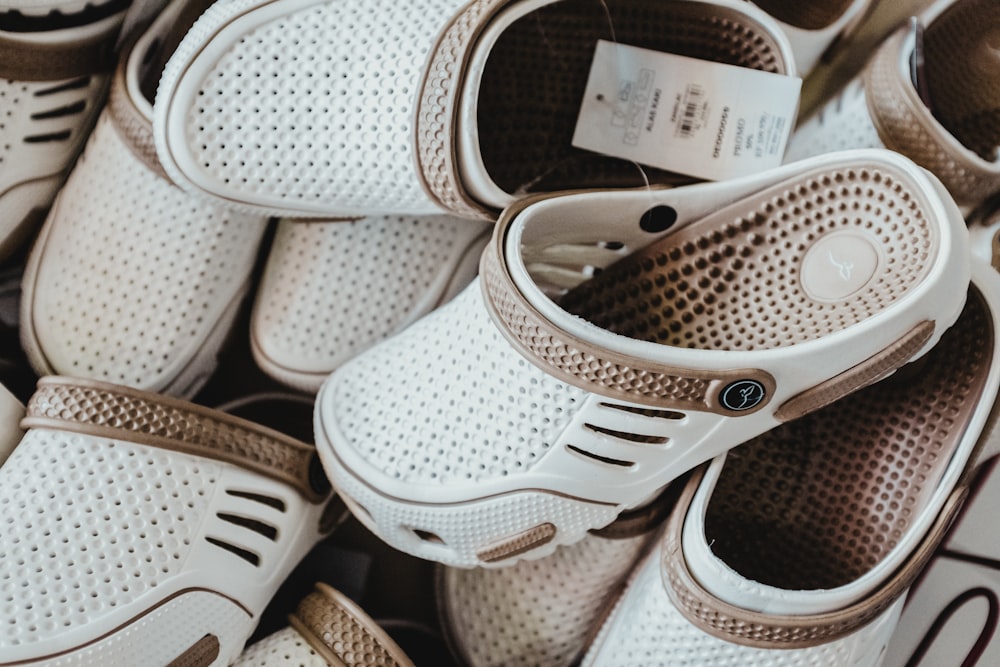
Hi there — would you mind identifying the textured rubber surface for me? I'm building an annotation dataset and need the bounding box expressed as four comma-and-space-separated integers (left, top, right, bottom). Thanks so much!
439, 531, 655, 667
581, 542, 903, 667
19, 3, 270, 397
660, 281, 997, 647
252, 216, 490, 392
0, 378, 331, 666
235, 583, 414, 667
154, 0, 791, 217
317, 151, 970, 567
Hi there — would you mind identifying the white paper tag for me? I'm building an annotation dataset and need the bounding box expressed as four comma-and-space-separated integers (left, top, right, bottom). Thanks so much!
572, 40, 802, 181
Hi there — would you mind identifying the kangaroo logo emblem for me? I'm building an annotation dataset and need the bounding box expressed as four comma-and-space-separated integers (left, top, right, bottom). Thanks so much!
828, 251, 854, 281
720, 380, 766, 412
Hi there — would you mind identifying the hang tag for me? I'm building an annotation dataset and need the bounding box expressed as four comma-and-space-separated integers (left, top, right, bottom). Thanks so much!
572, 40, 802, 181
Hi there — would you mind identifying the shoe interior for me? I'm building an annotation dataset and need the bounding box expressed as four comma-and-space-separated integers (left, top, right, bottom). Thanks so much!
701, 287, 992, 590
749, 0, 856, 31
556, 162, 935, 352
924, 0, 1000, 162
476, 0, 790, 197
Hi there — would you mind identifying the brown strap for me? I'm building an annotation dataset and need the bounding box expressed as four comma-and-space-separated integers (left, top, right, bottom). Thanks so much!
864, 29, 1000, 209
479, 215, 775, 415
22, 377, 328, 503
291, 583, 415, 667
414, 0, 506, 221
0, 18, 121, 81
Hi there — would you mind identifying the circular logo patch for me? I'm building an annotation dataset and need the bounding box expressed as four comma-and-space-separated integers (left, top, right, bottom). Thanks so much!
720, 380, 766, 412
801, 231, 881, 302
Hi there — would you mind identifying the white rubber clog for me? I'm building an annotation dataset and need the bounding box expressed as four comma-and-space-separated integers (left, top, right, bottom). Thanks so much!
20, 0, 271, 398
0, 377, 338, 666
315, 149, 970, 568
152, 0, 796, 220
581, 257, 1000, 666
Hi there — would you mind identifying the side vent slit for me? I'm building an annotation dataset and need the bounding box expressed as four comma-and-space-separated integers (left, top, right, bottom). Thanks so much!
566, 445, 635, 468
225, 489, 286, 511
584, 423, 668, 444
30, 100, 86, 120
599, 403, 686, 420
34, 76, 91, 96
217, 513, 278, 540
205, 537, 260, 566
24, 130, 72, 143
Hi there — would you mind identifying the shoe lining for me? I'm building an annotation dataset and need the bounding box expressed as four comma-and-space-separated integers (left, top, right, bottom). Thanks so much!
702, 288, 991, 590
476, 0, 787, 196
924, 0, 1000, 162
748, 0, 855, 31
558, 164, 935, 351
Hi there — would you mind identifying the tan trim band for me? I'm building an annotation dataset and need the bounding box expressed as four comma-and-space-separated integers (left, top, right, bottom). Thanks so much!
0, 17, 121, 81
480, 209, 776, 415
22, 377, 328, 503
413, 0, 505, 221
291, 583, 415, 667
864, 30, 1000, 209
661, 467, 970, 649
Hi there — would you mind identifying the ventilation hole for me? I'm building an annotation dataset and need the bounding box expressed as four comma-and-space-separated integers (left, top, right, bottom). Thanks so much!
204, 537, 260, 566
599, 403, 686, 420
23, 130, 72, 143
412, 529, 445, 544
225, 490, 286, 512
565, 445, 636, 468
308, 453, 332, 496
30, 101, 86, 120
602, 241, 625, 250
33, 76, 91, 96
583, 424, 669, 444
216, 513, 278, 541
639, 206, 678, 233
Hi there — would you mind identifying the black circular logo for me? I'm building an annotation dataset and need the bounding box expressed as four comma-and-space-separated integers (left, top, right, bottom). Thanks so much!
719, 380, 766, 412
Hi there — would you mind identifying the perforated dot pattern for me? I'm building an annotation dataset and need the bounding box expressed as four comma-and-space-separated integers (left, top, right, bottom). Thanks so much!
702, 288, 989, 590
25, 378, 323, 501
560, 166, 935, 350
329, 283, 586, 485
0, 430, 216, 649
253, 215, 489, 391
923, 0, 1000, 161
580, 544, 892, 666
442, 531, 651, 667
785, 77, 884, 162
234, 627, 328, 667
9, 591, 251, 666
295, 589, 408, 667
26, 106, 267, 390
174, 0, 467, 214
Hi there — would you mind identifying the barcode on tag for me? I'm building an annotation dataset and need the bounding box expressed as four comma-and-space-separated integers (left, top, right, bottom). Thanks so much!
572, 41, 801, 181
677, 84, 706, 139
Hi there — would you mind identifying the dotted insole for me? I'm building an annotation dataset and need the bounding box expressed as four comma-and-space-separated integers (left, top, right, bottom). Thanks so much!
477, 0, 786, 195
560, 165, 935, 351
702, 287, 991, 590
